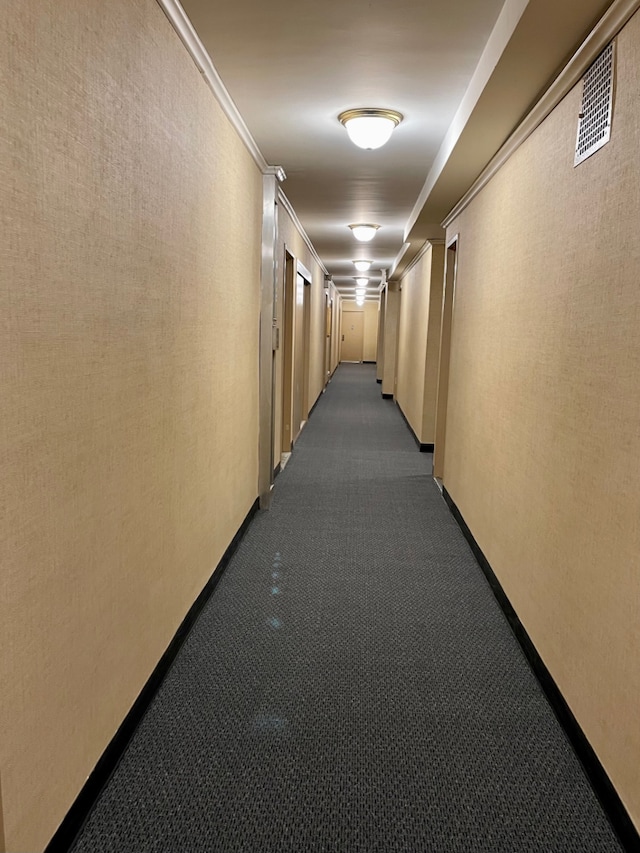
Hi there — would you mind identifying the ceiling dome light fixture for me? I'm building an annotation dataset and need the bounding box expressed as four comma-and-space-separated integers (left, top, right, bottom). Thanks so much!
353, 260, 372, 272
349, 223, 380, 242
356, 295, 366, 305
355, 288, 367, 297
354, 277, 369, 287
338, 108, 403, 150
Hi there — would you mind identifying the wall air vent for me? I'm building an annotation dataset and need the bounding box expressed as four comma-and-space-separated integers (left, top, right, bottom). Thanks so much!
575, 42, 615, 166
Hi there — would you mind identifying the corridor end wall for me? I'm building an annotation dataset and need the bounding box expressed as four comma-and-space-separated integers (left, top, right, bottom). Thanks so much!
444, 10, 640, 829
1, 0, 262, 849
339, 301, 379, 363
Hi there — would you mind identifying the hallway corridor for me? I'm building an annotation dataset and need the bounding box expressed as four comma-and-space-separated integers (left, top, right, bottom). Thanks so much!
70, 365, 622, 852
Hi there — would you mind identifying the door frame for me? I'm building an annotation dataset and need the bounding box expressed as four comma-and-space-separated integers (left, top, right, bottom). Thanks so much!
281, 250, 296, 453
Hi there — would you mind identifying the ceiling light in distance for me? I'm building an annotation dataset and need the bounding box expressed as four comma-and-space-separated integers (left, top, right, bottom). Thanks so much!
338, 109, 403, 150
356, 295, 365, 305
353, 260, 372, 272
354, 277, 369, 287
355, 288, 367, 297
349, 224, 380, 242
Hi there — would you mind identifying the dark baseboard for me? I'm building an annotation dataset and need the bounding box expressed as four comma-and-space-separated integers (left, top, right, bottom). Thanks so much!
442, 487, 640, 853
45, 498, 260, 853
308, 390, 323, 419
273, 462, 282, 479
381, 392, 393, 399
396, 401, 434, 454
376, 378, 382, 384
363, 360, 376, 364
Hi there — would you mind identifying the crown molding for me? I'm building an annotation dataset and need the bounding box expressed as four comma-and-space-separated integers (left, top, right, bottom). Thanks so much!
405, 0, 529, 241
442, 0, 640, 228
157, 0, 284, 179
265, 166, 287, 182
399, 238, 445, 280
277, 188, 328, 275
387, 242, 411, 281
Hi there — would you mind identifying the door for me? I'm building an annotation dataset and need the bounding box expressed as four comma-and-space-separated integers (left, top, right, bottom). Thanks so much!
341, 311, 364, 362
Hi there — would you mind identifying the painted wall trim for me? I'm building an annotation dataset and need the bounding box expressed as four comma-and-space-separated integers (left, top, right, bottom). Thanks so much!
405, 0, 530, 240
397, 237, 445, 282
43, 499, 260, 853
442, 0, 640, 228
156, 0, 285, 180
277, 188, 328, 275
296, 259, 313, 284
388, 242, 412, 280
441, 487, 640, 852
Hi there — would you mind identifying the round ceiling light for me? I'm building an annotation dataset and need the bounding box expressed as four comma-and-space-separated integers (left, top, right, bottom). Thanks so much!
353, 260, 372, 272
354, 277, 369, 287
355, 288, 367, 296
348, 224, 380, 242
338, 109, 403, 150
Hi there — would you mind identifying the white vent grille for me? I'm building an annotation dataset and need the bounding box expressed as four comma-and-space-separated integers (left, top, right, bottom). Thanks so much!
575, 42, 615, 166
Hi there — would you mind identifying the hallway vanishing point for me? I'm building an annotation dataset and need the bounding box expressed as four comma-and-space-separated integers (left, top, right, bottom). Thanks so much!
70, 364, 622, 852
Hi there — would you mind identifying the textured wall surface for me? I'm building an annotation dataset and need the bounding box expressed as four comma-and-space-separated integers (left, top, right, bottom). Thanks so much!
446, 12, 640, 828
397, 248, 431, 437
0, 0, 262, 849
421, 244, 445, 442
363, 301, 379, 362
396, 246, 444, 443
381, 287, 400, 397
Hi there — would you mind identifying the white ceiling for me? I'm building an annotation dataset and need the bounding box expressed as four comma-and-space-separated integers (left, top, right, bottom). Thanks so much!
178, 0, 615, 297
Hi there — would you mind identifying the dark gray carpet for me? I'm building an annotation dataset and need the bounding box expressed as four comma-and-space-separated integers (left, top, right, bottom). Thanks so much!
71, 363, 622, 852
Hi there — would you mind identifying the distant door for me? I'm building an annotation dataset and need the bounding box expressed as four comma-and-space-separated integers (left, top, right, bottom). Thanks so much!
341, 312, 364, 362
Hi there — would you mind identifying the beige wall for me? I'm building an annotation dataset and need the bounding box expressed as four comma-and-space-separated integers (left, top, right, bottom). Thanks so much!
381, 285, 400, 396
395, 243, 445, 443
363, 300, 380, 361
329, 289, 342, 376
376, 292, 386, 382
1, 1, 263, 850
421, 244, 445, 442
445, 14, 640, 829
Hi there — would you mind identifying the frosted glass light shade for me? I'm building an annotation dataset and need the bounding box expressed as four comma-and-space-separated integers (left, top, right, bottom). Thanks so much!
354, 277, 369, 287
349, 223, 379, 242
353, 260, 372, 272
339, 109, 403, 150
356, 296, 365, 305
355, 287, 367, 296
